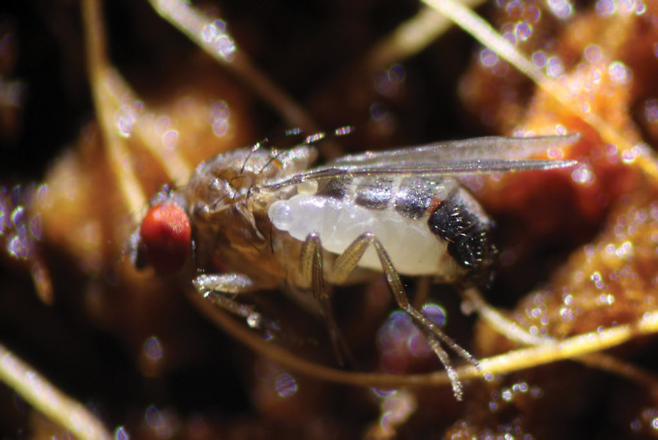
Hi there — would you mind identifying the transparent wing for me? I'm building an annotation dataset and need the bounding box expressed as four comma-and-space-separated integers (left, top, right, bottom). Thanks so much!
261, 134, 579, 190
263, 158, 577, 189
331, 134, 580, 165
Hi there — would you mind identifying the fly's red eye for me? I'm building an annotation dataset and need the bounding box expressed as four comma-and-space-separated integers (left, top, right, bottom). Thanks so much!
139, 202, 191, 273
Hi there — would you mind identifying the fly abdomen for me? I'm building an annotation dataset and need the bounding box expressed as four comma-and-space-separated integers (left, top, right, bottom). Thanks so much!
427, 189, 496, 286
268, 192, 450, 277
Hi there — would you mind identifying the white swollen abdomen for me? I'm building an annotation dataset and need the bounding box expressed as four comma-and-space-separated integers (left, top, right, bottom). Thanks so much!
268, 194, 447, 275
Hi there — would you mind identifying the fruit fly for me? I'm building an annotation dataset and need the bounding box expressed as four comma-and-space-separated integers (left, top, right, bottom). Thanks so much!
131, 131, 579, 400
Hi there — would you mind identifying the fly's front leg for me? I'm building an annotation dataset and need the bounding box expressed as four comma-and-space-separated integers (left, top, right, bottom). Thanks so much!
332, 232, 480, 401
300, 233, 356, 367
193, 273, 276, 335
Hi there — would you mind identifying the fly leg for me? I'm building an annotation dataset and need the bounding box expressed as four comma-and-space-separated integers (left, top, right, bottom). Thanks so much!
193, 273, 277, 336
300, 233, 357, 367
331, 232, 480, 401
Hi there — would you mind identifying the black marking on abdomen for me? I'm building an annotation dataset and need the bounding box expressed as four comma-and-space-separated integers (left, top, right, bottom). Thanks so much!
427, 195, 495, 286
317, 176, 352, 200
394, 177, 440, 219
354, 177, 394, 210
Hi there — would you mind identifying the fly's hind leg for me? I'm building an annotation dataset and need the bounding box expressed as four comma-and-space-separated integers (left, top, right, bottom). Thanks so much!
193, 273, 278, 337
330, 232, 480, 401
300, 233, 357, 367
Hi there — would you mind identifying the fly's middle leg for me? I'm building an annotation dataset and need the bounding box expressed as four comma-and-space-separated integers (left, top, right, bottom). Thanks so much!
313, 231, 480, 401
300, 232, 357, 368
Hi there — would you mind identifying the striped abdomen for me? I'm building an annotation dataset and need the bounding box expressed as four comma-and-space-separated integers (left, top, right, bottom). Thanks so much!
268, 175, 495, 284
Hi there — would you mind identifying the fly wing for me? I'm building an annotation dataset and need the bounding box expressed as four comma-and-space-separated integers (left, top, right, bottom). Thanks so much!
262, 158, 577, 189
330, 134, 580, 165
261, 134, 579, 190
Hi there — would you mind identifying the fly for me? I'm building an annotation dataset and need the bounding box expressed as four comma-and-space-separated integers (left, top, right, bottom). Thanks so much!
131, 131, 579, 400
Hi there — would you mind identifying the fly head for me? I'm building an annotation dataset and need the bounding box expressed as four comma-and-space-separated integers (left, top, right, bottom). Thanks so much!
130, 185, 193, 274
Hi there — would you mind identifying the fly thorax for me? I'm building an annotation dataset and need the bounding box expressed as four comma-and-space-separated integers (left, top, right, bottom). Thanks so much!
186, 146, 317, 213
